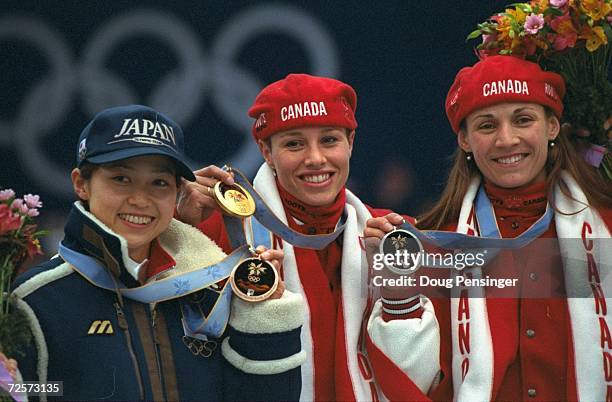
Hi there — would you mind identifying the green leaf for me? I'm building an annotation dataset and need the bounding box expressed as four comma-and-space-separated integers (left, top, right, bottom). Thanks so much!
466, 29, 483, 40
543, 7, 564, 17
604, 22, 612, 41
482, 26, 496, 34
500, 49, 513, 54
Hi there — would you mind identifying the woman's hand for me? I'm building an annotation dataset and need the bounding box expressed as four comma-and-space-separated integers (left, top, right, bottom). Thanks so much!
364, 212, 405, 256
254, 245, 285, 299
176, 165, 235, 226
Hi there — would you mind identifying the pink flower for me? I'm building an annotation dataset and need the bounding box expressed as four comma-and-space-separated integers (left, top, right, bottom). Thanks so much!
23, 194, 42, 209
0, 189, 15, 201
553, 34, 577, 50
550, 15, 578, 50
26, 208, 40, 217
482, 34, 494, 46
11, 199, 25, 213
10, 199, 30, 216
524, 14, 545, 34
550, 0, 568, 7
0, 204, 21, 234
27, 237, 43, 257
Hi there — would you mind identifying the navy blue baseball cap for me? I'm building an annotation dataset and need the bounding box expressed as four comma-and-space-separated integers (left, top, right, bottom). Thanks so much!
76, 105, 196, 181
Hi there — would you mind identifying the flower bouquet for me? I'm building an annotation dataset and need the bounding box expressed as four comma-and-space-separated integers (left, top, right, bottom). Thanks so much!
468, 0, 612, 179
0, 189, 46, 401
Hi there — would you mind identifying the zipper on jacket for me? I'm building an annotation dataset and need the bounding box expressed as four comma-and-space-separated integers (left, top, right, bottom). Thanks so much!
150, 304, 167, 401
114, 302, 145, 400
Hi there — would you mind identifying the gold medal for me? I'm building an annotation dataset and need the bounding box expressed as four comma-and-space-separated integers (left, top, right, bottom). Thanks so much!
213, 181, 256, 217
230, 257, 279, 302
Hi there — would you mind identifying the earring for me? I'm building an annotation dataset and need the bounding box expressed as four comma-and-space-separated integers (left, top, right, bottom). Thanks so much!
272, 168, 277, 177
466, 152, 473, 161
548, 140, 556, 148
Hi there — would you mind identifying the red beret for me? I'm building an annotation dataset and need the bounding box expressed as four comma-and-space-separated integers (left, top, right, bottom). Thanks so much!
248, 74, 358, 141
445, 56, 565, 134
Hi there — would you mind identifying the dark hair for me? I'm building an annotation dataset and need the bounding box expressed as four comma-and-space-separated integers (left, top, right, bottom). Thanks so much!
417, 108, 612, 230
78, 162, 98, 181
75, 161, 183, 205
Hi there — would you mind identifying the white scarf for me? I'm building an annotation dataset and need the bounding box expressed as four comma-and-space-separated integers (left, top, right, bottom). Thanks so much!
451, 171, 612, 401
252, 163, 375, 401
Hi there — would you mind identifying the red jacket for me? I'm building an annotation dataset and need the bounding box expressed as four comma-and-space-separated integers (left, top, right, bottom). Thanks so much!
199, 200, 401, 401
367, 181, 612, 401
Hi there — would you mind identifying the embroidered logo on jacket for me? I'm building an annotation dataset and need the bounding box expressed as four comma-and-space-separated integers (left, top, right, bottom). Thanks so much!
87, 320, 114, 335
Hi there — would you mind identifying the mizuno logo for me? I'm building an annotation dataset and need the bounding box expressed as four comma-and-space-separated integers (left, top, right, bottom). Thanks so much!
87, 320, 114, 335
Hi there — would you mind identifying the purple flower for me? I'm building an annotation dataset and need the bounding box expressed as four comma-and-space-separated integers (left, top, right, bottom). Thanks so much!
550, 0, 568, 7
482, 34, 494, 46
0, 189, 15, 201
10, 199, 29, 215
23, 194, 42, 208
27, 208, 40, 217
524, 14, 545, 34
11, 198, 24, 210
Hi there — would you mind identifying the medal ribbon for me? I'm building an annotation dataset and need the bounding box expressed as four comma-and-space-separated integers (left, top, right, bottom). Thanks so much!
397, 185, 553, 268
59, 243, 252, 338
227, 166, 347, 250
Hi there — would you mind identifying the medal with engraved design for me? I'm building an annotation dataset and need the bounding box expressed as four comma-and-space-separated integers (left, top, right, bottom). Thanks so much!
379, 228, 424, 275
213, 181, 256, 217
230, 256, 279, 302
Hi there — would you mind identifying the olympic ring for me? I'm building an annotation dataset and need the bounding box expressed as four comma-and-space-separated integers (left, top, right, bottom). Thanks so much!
81, 9, 205, 123
0, 16, 75, 195
1, 5, 339, 199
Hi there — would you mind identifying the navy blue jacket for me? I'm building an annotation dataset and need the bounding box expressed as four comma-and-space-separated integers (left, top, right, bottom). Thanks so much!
13, 202, 305, 401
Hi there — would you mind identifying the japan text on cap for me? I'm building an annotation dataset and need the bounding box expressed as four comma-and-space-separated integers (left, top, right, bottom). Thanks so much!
76, 105, 195, 181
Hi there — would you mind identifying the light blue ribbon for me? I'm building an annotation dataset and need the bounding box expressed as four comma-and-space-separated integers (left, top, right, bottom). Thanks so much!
228, 167, 346, 250
59, 243, 252, 338
397, 185, 553, 268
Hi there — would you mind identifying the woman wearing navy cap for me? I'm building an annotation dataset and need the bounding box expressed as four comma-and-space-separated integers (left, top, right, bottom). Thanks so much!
177, 74, 405, 401
9, 105, 305, 401
365, 56, 612, 401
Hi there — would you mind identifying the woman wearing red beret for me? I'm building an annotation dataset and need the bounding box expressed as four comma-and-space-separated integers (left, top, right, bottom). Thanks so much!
365, 56, 612, 401
177, 74, 404, 401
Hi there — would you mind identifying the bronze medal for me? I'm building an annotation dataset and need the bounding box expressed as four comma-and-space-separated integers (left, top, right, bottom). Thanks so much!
379, 228, 423, 275
213, 181, 256, 217
230, 257, 278, 302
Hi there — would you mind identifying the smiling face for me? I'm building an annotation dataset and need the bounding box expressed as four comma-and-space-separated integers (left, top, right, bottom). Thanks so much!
458, 102, 560, 188
71, 155, 179, 262
259, 126, 355, 207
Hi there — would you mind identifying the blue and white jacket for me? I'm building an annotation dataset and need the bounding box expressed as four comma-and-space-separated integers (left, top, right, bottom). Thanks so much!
13, 202, 305, 401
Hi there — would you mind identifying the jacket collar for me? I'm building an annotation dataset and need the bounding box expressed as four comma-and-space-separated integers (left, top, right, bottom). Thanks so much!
62, 201, 144, 288
62, 201, 228, 289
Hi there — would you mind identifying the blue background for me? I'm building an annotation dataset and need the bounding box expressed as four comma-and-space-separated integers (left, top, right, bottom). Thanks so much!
1, 1, 508, 253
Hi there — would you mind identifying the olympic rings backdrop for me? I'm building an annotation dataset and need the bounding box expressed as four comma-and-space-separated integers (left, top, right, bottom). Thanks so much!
1, 1, 507, 254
